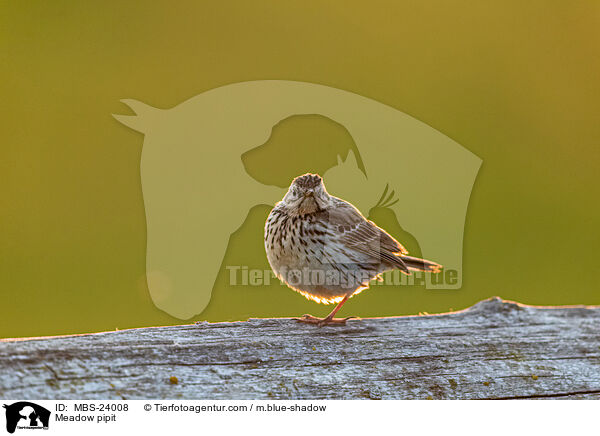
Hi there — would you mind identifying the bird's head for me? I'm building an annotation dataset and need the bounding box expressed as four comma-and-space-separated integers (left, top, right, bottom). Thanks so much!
281, 173, 333, 215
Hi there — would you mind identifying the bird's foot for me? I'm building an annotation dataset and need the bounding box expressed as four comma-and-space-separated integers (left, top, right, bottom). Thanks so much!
294, 314, 356, 327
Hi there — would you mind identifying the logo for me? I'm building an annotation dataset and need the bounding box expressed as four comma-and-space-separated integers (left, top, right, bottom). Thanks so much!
113, 80, 481, 319
3, 402, 50, 434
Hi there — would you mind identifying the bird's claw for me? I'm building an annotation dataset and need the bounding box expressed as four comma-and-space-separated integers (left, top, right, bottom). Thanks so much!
294, 314, 357, 327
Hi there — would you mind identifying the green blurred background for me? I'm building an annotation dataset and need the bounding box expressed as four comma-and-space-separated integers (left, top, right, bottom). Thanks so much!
2, 1, 599, 338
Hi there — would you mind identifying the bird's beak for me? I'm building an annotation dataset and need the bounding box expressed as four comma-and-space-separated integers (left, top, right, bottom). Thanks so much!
304, 190, 314, 198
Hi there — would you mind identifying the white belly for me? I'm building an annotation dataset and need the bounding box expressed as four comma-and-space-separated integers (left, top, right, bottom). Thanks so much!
265, 213, 381, 303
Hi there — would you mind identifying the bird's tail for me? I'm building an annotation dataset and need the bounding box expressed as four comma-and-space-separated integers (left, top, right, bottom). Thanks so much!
399, 255, 442, 273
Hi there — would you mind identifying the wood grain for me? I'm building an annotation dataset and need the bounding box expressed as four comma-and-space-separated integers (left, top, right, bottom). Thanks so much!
1, 297, 599, 400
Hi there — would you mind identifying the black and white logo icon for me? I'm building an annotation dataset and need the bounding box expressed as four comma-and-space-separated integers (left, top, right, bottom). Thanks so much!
3, 402, 50, 434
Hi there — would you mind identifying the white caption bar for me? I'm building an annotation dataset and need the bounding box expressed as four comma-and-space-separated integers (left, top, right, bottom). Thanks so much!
0, 399, 595, 435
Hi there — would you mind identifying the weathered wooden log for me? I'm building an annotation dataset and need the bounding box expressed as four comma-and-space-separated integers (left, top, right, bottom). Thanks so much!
1, 297, 599, 400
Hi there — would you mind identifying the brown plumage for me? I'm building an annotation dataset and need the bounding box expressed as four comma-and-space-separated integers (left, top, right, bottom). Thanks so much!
264, 173, 442, 326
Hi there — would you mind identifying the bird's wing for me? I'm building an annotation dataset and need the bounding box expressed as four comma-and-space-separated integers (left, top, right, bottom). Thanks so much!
325, 199, 409, 271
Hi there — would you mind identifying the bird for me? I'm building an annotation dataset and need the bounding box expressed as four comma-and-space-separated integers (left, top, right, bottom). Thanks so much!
264, 173, 442, 326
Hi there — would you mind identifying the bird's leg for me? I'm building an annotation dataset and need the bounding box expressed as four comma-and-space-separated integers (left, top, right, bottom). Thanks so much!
294, 295, 356, 327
